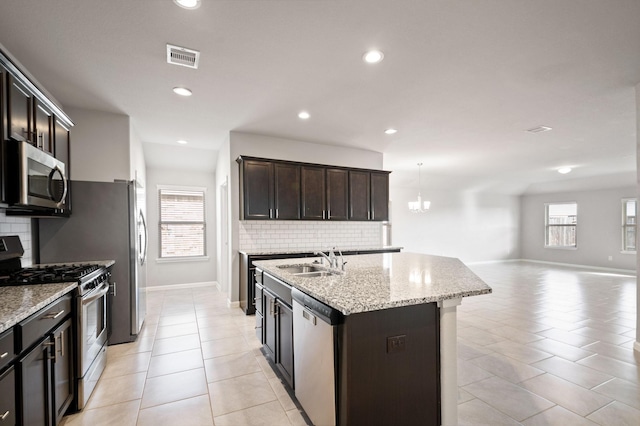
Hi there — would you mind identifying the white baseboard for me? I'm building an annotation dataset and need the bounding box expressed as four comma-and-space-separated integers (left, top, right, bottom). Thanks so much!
634, 341, 640, 353
227, 299, 240, 309
467, 258, 636, 275
146, 281, 217, 292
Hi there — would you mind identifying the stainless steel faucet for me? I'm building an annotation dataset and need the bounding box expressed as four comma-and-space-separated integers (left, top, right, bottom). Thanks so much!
315, 247, 347, 271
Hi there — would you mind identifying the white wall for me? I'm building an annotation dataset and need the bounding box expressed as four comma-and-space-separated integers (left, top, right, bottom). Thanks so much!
224, 132, 385, 303
66, 107, 131, 182
521, 186, 636, 271
145, 167, 217, 287
216, 136, 231, 295
390, 185, 520, 262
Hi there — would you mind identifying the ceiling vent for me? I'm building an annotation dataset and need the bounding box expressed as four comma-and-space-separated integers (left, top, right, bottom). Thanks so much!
526, 126, 552, 134
166, 44, 200, 69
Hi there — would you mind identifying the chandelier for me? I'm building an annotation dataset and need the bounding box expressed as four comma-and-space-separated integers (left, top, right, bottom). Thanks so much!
408, 163, 430, 213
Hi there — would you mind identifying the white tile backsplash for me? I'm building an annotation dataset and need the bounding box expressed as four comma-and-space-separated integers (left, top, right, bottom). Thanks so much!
239, 220, 382, 251
0, 210, 33, 266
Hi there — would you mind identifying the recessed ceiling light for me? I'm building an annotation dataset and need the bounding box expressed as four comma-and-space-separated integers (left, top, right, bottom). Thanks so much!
526, 126, 552, 133
298, 111, 310, 119
173, 0, 201, 9
363, 50, 384, 64
177, 140, 188, 145
558, 167, 572, 174
384, 128, 397, 135
173, 87, 193, 97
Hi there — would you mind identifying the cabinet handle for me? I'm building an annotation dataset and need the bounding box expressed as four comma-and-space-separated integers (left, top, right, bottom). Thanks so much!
42, 340, 56, 361
275, 208, 279, 219
58, 330, 65, 358
322, 210, 325, 219
269, 208, 273, 219
0, 352, 7, 359
42, 310, 65, 320
1, 410, 9, 420
328, 210, 331, 220
269, 299, 275, 316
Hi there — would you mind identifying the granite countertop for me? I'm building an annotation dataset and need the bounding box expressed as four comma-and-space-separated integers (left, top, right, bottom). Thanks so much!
0, 283, 78, 333
240, 246, 403, 256
253, 252, 492, 315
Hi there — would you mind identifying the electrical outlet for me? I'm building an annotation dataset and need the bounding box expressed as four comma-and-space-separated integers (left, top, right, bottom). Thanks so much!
387, 335, 406, 354
608, 255, 613, 261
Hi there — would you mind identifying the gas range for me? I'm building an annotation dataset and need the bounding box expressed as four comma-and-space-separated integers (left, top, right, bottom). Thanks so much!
0, 263, 109, 295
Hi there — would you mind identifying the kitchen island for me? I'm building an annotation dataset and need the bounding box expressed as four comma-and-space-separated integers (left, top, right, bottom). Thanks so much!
254, 252, 491, 426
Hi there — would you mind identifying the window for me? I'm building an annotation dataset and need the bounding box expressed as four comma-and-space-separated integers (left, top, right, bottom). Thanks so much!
622, 199, 636, 252
159, 187, 206, 258
545, 202, 577, 248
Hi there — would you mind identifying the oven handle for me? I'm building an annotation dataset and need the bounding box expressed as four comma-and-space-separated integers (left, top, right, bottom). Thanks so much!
82, 284, 110, 305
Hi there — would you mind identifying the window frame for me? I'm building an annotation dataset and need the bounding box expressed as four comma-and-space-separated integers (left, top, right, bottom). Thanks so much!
544, 202, 578, 249
621, 198, 637, 254
158, 185, 207, 260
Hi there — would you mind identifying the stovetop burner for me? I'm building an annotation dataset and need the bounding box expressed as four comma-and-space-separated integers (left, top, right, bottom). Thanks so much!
0, 263, 103, 286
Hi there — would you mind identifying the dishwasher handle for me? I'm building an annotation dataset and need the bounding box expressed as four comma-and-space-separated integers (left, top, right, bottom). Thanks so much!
302, 309, 317, 325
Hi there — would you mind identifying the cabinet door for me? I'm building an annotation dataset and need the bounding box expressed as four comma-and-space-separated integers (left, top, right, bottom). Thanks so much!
277, 301, 294, 387
0, 367, 16, 426
349, 171, 371, 221
52, 318, 73, 425
19, 337, 52, 426
370, 172, 389, 221
263, 290, 277, 361
301, 166, 325, 220
6, 74, 34, 144
242, 160, 274, 219
33, 100, 54, 153
53, 118, 70, 166
326, 168, 348, 220
273, 163, 300, 220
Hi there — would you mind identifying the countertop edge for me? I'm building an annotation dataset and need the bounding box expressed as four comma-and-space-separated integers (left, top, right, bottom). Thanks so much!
0, 283, 78, 334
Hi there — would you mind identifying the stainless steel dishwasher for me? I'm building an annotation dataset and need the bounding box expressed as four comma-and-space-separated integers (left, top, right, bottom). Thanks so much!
292, 288, 342, 426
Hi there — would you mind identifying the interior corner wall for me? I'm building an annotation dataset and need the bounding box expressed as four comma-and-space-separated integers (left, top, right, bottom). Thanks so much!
635, 81, 640, 350
145, 167, 217, 287
65, 107, 131, 182
216, 136, 231, 296
521, 186, 637, 271
390, 186, 521, 262
226, 132, 384, 303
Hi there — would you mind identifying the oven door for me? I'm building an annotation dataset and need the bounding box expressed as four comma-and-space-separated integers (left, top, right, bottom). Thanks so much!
79, 282, 109, 377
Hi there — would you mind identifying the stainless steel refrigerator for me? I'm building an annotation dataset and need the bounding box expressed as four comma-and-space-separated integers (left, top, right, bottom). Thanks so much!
38, 180, 148, 345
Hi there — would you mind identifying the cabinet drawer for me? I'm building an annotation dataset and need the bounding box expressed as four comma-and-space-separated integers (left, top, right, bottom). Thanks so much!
0, 367, 15, 425
263, 273, 292, 307
0, 329, 13, 372
17, 294, 72, 353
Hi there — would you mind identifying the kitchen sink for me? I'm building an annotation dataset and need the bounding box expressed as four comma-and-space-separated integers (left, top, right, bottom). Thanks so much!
277, 264, 324, 274
295, 271, 338, 278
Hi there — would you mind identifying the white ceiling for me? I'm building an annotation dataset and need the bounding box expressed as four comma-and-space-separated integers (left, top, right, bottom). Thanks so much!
1, 0, 639, 194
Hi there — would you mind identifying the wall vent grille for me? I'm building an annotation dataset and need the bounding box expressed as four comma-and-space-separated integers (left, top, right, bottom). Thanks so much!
166, 44, 200, 69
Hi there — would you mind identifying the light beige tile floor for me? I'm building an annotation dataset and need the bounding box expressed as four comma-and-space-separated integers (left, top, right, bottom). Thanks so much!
62, 261, 640, 425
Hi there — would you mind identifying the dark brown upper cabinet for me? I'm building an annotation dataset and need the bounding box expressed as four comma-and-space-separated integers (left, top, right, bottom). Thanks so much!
301, 166, 326, 220
33, 99, 54, 153
241, 159, 275, 219
238, 156, 390, 221
370, 171, 389, 221
273, 163, 301, 220
326, 168, 349, 220
349, 170, 371, 221
7, 73, 33, 144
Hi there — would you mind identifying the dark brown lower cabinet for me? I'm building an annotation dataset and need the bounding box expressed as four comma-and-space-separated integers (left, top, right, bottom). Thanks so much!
19, 336, 50, 426
0, 367, 16, 425
52, 319, 74, 425
276, 301, 293, 386
338, 303, 440, 425
257, 271, 294, 388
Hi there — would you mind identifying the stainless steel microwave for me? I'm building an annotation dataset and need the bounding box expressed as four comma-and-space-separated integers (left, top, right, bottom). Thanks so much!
4, 140, 68, 211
